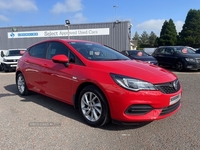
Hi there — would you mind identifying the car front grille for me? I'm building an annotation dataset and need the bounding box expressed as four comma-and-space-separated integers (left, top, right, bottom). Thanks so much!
155, 79, 181, 94
160, 101, 180, 116
6, 59, 18, 62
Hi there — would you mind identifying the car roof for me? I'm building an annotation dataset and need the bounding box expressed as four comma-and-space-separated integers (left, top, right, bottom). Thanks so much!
8, 49, 26, 50
123, 50, 143, 52
26, 38, 101, 49
157, 46, 197, 50
158, 46, 185, 48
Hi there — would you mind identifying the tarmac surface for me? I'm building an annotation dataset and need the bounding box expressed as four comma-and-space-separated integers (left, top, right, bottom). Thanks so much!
0, 71, 200, 150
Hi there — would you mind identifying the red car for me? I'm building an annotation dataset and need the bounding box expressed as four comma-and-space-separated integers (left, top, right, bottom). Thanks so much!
16, 39, 182, 127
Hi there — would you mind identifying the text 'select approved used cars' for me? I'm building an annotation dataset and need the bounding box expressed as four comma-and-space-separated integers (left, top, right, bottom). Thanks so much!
16, 39, 182, 127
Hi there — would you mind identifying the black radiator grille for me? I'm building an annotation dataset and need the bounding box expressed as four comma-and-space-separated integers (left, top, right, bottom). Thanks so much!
155, 79, 180, 94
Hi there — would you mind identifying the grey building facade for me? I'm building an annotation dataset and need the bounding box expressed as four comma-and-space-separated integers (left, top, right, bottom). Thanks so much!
0, 21, 132, 51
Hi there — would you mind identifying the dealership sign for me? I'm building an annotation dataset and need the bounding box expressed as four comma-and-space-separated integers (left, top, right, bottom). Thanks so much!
8, 28, 109, 39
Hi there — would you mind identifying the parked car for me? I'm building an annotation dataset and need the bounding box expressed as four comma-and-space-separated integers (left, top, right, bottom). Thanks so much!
195, 49, 200, 54
0, 50, 7, 71
152, 46, 200, 71
121, 50, 158, 65
144, 48, 156, 55
16, 39, 182, 127
1, 49, 26, 72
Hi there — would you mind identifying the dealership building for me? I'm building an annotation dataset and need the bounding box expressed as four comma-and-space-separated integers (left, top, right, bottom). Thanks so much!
0, 21, 134, 51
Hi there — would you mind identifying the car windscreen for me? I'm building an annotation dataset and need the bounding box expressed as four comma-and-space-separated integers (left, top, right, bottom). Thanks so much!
128, 51, 149, 56
175, 47, 196, 54
68, 42, 130, 61
6, 50, 25, 56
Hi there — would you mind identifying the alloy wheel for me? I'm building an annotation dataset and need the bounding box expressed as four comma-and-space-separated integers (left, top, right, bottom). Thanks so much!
175, 61, 184, 71
17, 75, 25, 94
17, 73, 29, 95
80, 91, 102, 122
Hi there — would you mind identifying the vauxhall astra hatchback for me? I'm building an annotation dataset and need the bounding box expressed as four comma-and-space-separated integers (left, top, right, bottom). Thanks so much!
16, 39, 182, 127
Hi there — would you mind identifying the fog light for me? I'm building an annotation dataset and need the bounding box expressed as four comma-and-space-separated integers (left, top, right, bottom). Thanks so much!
186, 66, 193, 68
125, 105, 153, 115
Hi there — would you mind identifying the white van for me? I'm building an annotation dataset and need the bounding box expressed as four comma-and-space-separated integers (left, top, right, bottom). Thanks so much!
0, 49, 26, 72
0, 50, 7, 71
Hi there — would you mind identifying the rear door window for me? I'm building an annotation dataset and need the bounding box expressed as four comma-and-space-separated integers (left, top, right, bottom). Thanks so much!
156, 48, 165, 54
29, 43, 48, 58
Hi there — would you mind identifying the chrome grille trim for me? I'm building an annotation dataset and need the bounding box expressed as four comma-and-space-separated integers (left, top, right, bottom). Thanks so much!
155, 79, 180, 94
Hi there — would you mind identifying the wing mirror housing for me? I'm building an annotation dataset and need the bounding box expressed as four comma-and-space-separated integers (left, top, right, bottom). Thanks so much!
52, 54, 69, 67
1, 51, 5, 57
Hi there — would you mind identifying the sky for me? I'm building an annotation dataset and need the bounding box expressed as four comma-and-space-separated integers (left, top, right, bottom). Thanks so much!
0, 0, 199, 36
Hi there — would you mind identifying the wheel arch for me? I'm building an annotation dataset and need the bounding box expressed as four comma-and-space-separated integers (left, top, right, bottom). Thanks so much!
175, 58, 186, 71
15, 70, 22, 83
15, 70, 28, 87
175, 58, 185, 63
73, 82, 110, 112
74, 82, 111, 126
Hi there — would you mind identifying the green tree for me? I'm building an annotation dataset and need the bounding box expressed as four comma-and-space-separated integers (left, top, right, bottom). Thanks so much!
140, 31, 149, 44
149, 31, 157, 47
133, 31, 157, 48
139, 31, 150, 48
132, 31, 141, 48
154, 37, 159, 47
132, 31, 140, 41
178, 9, 200, 47
158, 19, 177, 46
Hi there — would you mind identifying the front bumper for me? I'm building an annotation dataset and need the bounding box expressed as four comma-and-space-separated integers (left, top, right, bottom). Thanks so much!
185, 63, 200, 70
112, 101, 181, 125
185, 59, 200, 70
106, 86, 182, 123
1, 62, 17, 70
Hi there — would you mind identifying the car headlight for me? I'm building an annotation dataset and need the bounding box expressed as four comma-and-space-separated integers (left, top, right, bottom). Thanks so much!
185, 58, 196, 62
145, 61, 151, 63
3, 58, 7, 62
110, 73, 158, 91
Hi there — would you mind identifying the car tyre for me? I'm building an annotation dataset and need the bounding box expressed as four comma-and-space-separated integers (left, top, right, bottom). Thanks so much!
2, 64, 9, 72
16, 73, 29, 96
78, 85, 110, 127
175, 61, 185, 71
0, 64, 3, 71
4, 69, 9, 72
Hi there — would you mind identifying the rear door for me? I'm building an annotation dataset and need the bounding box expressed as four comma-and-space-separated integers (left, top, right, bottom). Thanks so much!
152, 48, 166, 65
162, 47, 177, 66
24, 42, 48, 92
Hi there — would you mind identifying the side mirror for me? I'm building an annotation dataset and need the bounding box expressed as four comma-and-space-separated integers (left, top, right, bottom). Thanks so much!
1, 51, 5, 57
52, 54, 69, 67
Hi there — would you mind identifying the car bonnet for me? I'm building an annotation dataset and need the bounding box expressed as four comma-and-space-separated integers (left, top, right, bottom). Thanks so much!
88, 60, 177, 84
